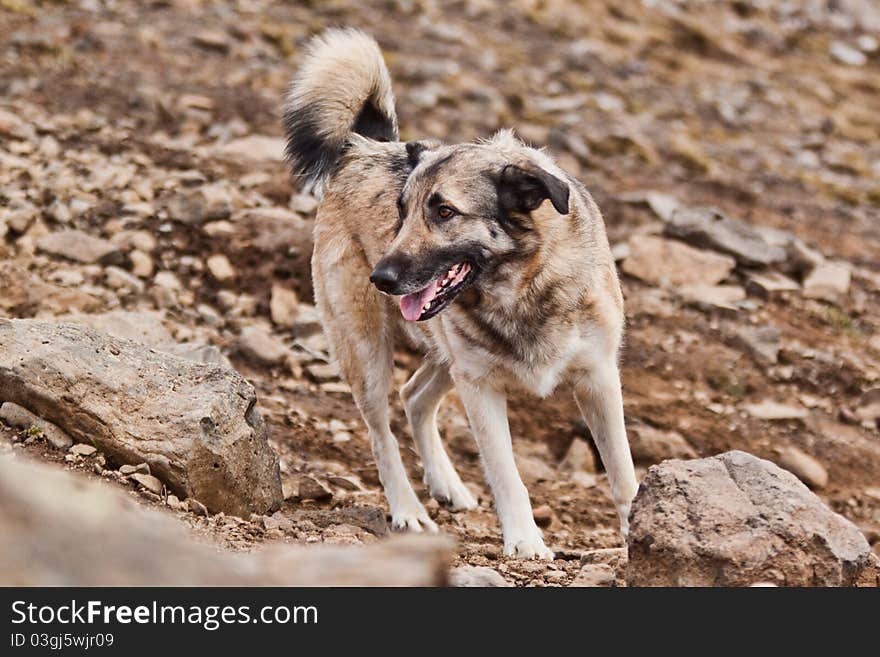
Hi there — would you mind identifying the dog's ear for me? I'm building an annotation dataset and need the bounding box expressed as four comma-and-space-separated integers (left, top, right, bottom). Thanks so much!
498, 162, 570, 215
405, 139, 442, 167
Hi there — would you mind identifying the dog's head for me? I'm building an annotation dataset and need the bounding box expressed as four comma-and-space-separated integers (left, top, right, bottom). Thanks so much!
370, 132, 571, 321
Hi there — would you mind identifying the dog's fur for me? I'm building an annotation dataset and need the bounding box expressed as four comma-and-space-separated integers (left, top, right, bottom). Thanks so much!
283, 28, 638, 559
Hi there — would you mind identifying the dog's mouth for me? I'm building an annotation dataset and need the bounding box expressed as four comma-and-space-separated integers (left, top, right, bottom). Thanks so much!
399, 262, 475, 321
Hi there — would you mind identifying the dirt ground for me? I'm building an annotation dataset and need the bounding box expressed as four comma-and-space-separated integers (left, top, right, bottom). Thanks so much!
1, 0, 878, 586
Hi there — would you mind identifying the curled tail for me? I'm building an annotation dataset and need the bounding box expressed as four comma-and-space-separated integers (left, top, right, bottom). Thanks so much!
283, 28, 398, 191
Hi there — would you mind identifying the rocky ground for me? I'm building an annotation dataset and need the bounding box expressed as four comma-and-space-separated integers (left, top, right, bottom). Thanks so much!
1, 0, 879, 586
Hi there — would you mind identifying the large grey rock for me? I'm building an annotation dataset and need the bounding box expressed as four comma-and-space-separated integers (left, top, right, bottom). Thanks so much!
665, 207, 787, 267
0, 456, 451, 586
0, 319, 282, 516
626, 451, 871, 586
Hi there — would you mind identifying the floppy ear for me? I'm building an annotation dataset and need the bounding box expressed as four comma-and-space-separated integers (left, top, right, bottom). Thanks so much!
498, 162, 570, 215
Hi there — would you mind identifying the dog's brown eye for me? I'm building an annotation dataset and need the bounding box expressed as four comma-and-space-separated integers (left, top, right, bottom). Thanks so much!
437, 205, 457, 221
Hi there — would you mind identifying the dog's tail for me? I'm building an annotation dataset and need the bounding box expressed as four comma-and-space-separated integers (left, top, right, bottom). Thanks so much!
283, 28, 398, 191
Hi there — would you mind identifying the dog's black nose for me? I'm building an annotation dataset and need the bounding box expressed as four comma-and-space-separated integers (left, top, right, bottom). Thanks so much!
370, 260, 404, 294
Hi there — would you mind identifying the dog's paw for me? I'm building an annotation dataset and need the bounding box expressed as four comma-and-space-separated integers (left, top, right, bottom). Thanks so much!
425, 472, 478, 511
504, 536, 555, 560
390, 504, 438, 533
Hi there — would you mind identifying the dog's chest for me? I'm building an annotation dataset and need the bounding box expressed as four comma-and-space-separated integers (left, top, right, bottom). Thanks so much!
437, 312, 583, 397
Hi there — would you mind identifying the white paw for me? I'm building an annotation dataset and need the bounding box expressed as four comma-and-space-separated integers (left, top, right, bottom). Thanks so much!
425, 470, 478, 511
504, 535, 555, 560
390, 503, 438, 533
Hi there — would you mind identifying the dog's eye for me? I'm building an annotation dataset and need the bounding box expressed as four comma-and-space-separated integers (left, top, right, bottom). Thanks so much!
436, 205, 457, 221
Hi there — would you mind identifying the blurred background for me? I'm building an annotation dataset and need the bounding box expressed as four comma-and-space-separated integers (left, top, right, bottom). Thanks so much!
0, 0, 878, 585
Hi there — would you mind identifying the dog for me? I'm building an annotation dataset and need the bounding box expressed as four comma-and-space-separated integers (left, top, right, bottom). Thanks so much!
283, 28, 638, 559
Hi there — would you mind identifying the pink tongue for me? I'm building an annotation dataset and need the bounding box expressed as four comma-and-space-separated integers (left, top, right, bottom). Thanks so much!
400, 278, 440, 321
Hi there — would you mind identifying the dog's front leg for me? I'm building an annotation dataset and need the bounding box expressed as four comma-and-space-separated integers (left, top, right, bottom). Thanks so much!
573, 362, 639, 538
454, 374, 553, 560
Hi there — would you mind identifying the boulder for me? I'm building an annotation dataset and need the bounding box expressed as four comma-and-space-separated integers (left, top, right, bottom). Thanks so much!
0, 456, 451, 586
626, 451, 872, 586
0, 319, 282, 516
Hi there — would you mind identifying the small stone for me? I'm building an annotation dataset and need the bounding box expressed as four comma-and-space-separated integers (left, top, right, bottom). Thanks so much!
153, 271, 182, 290
163, 185, 231, 226
105, 266, 145, 293
192, 30, 231, 53
289, 193, 319, 215
206, 254, 236, 282
569, 563, 615, 587
450, 565, 513, 587
729, 325, 782, 365
120, 463, 150, 476
305, 362, 340, 383
297, 476, 333, 501
532, 504, 554, 527
803, 261, 851, 302
776, 447, 829, 490
69, 443, 97, 457
332, 431, 352, 443
218, 135, 285, 162
185, 498, 208, 516
619, 190, 680, 222
628, 422, 697, 465
622, 235, 735, 288
678, 284, 746, 312
830, 41, 867, 66
745, 271, 800, 298
270, 284, 299, 328
743, 401, 808, 421
130, 250, 155, 278
327, 475, 362, 491
36, 230, 123, 265
166, 494, 182, 510
855, 389, 880, 428
130, 473, 163, 495
238, 326, 289, 366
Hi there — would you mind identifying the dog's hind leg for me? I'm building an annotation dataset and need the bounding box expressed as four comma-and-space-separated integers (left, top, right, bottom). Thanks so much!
573, 359, 639, 539
401, 362, 478, 511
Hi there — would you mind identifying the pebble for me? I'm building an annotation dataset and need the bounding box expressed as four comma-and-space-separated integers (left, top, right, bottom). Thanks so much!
270, 284, 299, 328
830, 41, 867, 66
36, 230, 123, 265
569, 563, 616, 587
69, 443, 97, 457
120, 463, 150, 476
532, 504, 555, 527
238, 326, 289, 366
130, 473, 163, 495
776, 446, 829, 490
803, 261, 851, 302
186, 498, 208, 516
743, 401, 809, 421
206, 254, 236, 282
450, 566, 512, 587
297, 476, 333, 501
